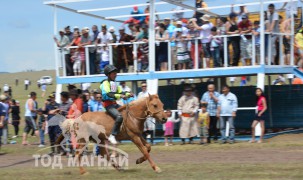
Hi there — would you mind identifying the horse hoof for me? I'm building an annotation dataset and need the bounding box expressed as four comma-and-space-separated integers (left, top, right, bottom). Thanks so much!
154, 166, 162, 173
136, 159, 142, 164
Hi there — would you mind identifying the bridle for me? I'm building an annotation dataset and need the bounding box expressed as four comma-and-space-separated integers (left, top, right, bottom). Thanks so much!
125, 98, 164, 121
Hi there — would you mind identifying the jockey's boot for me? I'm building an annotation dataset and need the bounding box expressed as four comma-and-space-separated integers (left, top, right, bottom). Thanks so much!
108, 134, 117, 145
109, 115, 123, 145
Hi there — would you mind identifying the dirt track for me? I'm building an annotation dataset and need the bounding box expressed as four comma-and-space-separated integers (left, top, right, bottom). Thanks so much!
1, 134, 303, 169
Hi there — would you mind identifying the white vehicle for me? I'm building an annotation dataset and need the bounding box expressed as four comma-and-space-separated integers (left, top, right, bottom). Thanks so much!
37, 76, 53, 85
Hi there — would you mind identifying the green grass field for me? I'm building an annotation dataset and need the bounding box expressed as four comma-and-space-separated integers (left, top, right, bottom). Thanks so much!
0, 70, 293, 180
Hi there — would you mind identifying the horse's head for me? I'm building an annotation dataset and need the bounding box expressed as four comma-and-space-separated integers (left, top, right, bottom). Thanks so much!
146, 94, 167, 124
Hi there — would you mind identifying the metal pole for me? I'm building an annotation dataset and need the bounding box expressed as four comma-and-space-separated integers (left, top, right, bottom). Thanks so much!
85, 47, 90, 75
134, 43, 138, 72
109, 45, 113, 65
195, 39, 198, 69
268, 35, 272, 65
62, 50, 66, 76
167, 42, 172, 71
224, 37, 228, 67
149, 0, 155, 72
290, 0, 295, 65
252, 35, 256, 66
267, 75, 273, 127
260, 0, 265, 65
53, 5, 59, 77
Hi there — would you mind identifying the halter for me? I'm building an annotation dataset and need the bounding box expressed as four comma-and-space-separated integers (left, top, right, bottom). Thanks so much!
125, 98, 164, 121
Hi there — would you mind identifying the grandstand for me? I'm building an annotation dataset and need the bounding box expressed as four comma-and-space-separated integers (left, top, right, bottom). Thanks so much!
44, 0, 301, 99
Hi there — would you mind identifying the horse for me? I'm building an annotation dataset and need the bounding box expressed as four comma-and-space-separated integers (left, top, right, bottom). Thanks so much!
56, 94, 167, 174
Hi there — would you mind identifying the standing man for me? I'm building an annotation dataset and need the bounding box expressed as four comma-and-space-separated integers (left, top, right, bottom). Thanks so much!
217, 85, 238, 144
117, 27, 134, 73
24, 79, 30, 90
238, 14, 253, 66
201, 84, 220, 143
43, 93, 60, 155
22, 92, 39, 145
54, 29, 71, 76
267, 4, 279, 65
90, 25, 99, 74
178, 85, 199, 145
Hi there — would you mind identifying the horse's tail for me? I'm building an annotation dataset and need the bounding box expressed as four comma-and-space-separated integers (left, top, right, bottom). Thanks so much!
55, 134, 65, 145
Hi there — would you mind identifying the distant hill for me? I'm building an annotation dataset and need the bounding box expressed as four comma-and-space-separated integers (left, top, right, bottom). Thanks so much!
0, 72, 9, 74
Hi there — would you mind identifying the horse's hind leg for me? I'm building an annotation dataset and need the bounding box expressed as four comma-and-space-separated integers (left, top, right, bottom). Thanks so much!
76, 139, 88, 175
131, 135, 161, 173
136, 136, 151, 164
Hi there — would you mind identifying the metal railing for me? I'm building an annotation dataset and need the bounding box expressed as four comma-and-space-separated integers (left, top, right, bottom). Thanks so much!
56, 31, 295, 77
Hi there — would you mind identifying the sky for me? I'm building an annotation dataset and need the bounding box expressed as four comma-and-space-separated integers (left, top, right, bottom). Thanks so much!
0, 0, 284, 73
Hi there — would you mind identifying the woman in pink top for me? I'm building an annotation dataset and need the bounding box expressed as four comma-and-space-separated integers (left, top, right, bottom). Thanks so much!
250, 88, 267, 143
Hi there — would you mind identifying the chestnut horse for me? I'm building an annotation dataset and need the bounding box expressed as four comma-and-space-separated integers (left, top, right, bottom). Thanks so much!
57, 94, 167, 174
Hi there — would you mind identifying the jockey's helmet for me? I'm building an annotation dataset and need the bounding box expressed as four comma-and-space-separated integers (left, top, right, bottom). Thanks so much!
104, 65, 118, 76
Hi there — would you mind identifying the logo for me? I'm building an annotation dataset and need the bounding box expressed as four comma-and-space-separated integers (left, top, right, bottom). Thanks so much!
33, 112, 128, 170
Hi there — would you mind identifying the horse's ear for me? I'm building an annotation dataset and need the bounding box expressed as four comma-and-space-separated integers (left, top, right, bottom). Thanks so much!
148, 93, 152, 100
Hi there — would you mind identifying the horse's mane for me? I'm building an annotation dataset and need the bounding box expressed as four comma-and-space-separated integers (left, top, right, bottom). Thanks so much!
117, 94, 159, 112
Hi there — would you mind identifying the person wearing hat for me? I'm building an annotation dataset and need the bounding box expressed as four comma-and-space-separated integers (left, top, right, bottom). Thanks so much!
177, 85, 199, 145
175, 20, 188, 36
231, 4, 249, 23
226, 12, 241, 66
100, 65, 133, 144
22, 92, 39, 145
238, 14, 253, 66
43, 93, 60, 154
79, 28, 92, 75
192, 14, 214, 68
73, 26, 80, 32
64, 26, 73, 42
117, 27, 134, 72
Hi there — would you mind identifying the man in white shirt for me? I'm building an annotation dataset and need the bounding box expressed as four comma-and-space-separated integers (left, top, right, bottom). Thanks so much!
217, 85, 238, 144
95, 25, 113, 45
24, 79, 30, 90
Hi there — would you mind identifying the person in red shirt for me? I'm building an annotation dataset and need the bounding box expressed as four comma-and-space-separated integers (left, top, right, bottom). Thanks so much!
250, 88, 267, 143
67, 89, 83, 119
238, 14, 253, 66
292, 77, 303, 84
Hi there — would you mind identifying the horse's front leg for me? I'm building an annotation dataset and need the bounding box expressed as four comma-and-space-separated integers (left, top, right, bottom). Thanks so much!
131, 135, 161, 173
135, 136, 151, 164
